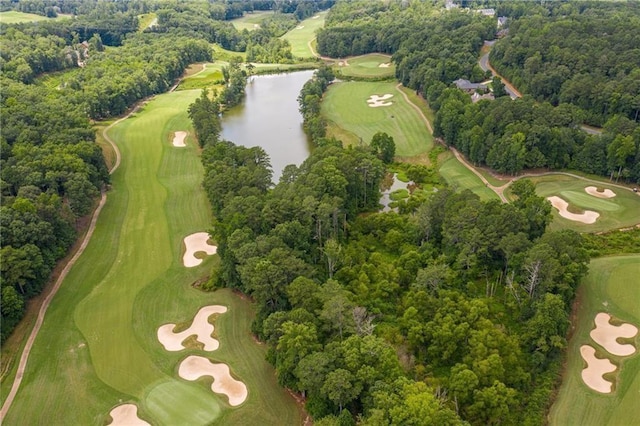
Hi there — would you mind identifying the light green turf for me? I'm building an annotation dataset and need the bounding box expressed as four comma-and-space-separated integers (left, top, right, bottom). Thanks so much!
337, 54, 395, 79
281, 11, 327, 58
549, 255, 640, 426
176, 62, 227, 91
438, 152, 500, 202
137, 13, 157, 31
322, 81, 433, 157
529, 174, 640, 233
0, 11, 60, 23
230, 11, 274, 31
2, 90, 303, 425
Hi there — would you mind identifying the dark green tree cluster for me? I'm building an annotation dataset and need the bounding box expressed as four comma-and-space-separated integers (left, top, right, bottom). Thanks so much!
434, 89, 640, 182
489, 2, 640, 126
298, 65, 335, 142
0, 79, 108, 343
193, 92, 588, 425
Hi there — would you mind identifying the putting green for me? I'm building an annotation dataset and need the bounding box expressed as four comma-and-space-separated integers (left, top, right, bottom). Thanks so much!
2, 89, 303, 425
337, 54, 395, 79
281, 11, 327, 58
529, 174, 640, 233
322, 81, 433, 157
549, 255, 640, 426
144, 380, 222, 425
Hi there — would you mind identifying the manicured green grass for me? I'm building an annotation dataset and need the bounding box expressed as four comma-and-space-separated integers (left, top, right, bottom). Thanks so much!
2, 90, 303, 425
213, 45, 247, 62
438, 152, 500, 202
137, 13, 157, 31
231, 11, 274, 31
337, 54, 395, 79
281, 11, 327, 58
529, 174, 640, 233
549, 255, 640, 426
322, 81, 433, 157
176, 62, 227, 91
0, 11, 56, 23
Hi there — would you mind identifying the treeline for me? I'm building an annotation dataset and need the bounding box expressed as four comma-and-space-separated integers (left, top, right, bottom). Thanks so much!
298, 65, 335, 142
433, 77, 640, 181
490, 2, 640, 126
192, 99, 588, 426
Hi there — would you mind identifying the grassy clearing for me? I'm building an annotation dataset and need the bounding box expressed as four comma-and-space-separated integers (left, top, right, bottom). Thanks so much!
336, 54, 395, 79
0, 11, 61, 23
231, 11, 274, 31
529, 174, 640, 233
176, 62, 227, 91
438, 151, 500, 201
322, 81, 433, 157
281, 11, 328, 58
137, 13, 157, 31
549, 255, 640, 426
2, 90, 302, 425
213, 45, 247, 62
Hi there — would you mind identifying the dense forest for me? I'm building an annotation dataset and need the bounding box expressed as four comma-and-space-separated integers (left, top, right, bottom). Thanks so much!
191, 64, 590, 424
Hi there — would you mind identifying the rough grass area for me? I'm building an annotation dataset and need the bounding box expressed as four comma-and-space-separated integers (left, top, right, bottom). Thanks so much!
0, 11, 60, 23
549, 255, 640, 426
336, 54, 395, 79
137, 13, 157, 31
176, 62, 227, 91
438, 151, 500, 202
322, 81, 433, 157
1, 90, 303, 425
529, 175, 640, 233
281, 11, 327, 58
231, 11, 274, 31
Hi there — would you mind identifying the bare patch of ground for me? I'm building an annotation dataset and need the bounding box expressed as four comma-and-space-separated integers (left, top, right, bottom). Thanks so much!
108, 404, 150, 426
172, 131, 187, 147
367, 94, 393, 108
547, 196, 599, 224
183, 232, 217, 267
590, 312, 638, 356
579, 345, 616, 393
585, 186, 616, 199
178, 356, 248, 406
157, 305, 227, 351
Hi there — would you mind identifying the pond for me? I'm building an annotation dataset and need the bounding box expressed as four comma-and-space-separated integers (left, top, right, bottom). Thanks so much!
220, 70, 315, 182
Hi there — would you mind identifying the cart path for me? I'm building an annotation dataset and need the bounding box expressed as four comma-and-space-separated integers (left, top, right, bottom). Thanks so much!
0, 100, 136, 420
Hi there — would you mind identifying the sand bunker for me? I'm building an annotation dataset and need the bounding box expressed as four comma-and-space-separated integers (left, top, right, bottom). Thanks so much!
108, 404, 150, 426
183, 232, 217, 267
157, 305, 227, 351
172, 131, 187, 147
179, 356, 248, 406
379, 63, 391, 68
580, 345, 616, 393
367, 94, 394, 108
585, 186, 616, 198
590, 312, 638, 356
547, 196, 599, 224
296, 25, 304, 29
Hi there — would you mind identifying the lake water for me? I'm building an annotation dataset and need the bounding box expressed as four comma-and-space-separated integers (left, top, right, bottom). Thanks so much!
220, 70, 315, 182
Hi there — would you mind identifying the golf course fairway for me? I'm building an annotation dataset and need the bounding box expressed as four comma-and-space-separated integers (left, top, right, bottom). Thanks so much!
1, 90, 303, 425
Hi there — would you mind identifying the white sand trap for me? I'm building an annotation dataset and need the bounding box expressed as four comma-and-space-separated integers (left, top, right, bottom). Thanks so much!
108, 404, 150, 426
580, 345, 616, 393
179, 356, 248, 406
585, 186, 616, 198
296, 25, 304, 29
547, 196, 599, 224
379, 63, 391, 68
183, 232, 217, 267
367, 94, 394, 108
590, 312, 638, 356
157, 305, 227, 351
172, 131, 187, 147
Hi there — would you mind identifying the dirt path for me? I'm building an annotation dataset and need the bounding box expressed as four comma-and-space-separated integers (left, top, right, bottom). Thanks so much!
0, 101, 135, 421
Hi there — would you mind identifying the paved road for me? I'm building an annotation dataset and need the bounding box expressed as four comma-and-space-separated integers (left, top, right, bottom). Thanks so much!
479, 41, 521, 99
